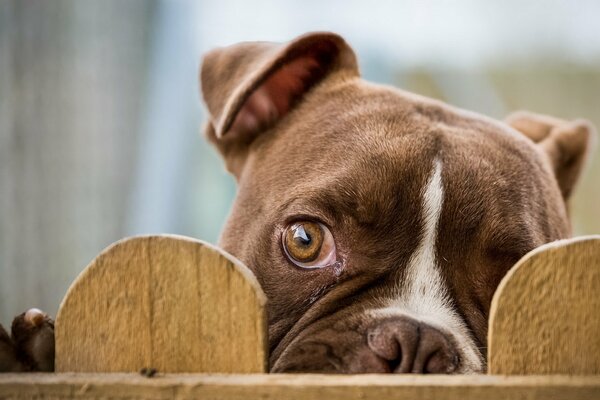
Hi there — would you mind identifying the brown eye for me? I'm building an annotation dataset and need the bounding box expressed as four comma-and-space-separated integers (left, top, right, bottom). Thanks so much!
282, 221, 336, 269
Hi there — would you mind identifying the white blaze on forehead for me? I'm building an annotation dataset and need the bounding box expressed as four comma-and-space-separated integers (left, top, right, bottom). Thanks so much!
378, 158, 483, 372
402, 159, 448, 318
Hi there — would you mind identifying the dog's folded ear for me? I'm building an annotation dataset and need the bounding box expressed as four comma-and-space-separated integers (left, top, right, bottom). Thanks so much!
200, 32, 358, 176
505, 111, 596, 199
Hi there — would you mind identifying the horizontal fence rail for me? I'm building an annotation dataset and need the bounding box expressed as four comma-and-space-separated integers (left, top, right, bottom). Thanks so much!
1, 373, 600, 400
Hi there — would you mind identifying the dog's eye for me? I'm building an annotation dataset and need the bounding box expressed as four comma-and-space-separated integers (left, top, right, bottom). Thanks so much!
282, 221, 336, 269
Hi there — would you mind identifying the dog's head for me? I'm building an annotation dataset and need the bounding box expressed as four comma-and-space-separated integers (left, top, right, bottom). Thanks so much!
200, 32, 595, 373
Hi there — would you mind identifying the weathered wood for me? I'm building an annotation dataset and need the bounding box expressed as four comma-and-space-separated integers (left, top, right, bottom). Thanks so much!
55, 235, 267, 373
488, 235, 600, 375
0, 373, 599, 400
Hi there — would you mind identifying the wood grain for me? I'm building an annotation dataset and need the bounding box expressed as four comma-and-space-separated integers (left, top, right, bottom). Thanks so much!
1, 373, 599, 400
54, 235, 267, 373
488, 235, 600, 375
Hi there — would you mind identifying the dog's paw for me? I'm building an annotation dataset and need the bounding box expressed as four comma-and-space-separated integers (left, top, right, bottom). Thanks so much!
0, 309, 56, 372
0, 323, 21, 371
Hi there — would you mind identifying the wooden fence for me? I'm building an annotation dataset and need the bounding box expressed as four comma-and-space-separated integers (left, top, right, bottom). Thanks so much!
0, 235, 599, 399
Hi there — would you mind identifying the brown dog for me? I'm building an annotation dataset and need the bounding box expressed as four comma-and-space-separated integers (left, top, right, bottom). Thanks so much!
0, 31, 595, 374
201, 32, 595, 373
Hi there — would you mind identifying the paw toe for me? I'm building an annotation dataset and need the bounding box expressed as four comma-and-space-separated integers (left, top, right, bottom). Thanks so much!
24, 308, 46, 328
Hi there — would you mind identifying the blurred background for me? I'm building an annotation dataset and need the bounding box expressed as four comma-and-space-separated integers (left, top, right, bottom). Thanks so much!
1, 0, 599, 326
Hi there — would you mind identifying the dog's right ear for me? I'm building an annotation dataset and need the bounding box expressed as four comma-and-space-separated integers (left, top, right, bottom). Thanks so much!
200, 32, 358, 177
505, 111, 596, 200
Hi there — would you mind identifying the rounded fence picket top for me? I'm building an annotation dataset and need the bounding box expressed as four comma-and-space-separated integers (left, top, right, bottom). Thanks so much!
488, 235, 600, 375
55, 235, 267, 373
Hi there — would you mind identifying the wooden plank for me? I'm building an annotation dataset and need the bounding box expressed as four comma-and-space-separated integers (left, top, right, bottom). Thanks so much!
488, 235, 600, 375
0, 373, 599, 400
55, 235, 267, 373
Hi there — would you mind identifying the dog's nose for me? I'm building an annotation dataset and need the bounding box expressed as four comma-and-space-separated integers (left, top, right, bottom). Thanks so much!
366, 317, 458, 373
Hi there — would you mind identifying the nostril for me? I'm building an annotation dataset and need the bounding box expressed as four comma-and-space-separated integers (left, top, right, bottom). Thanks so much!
424, 349, 458, 374
416, 326, 459, 374
367, 327, 401, 363
367, 320, 418, 373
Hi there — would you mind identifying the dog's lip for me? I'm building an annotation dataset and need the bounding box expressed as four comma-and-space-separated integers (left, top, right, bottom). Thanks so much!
269, 272, 383, 367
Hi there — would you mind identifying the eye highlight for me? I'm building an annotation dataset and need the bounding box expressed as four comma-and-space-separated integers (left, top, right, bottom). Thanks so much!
282, 221, 336, 269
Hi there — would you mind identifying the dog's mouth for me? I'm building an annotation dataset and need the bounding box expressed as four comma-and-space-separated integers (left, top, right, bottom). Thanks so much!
268, 272, 382, 369
270, 307, 485, 374
268, 278, 485, 374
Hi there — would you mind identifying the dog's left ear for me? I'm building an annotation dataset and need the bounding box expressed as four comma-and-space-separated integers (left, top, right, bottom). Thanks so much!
505, 111, 596, 199
200, 32, 358, 177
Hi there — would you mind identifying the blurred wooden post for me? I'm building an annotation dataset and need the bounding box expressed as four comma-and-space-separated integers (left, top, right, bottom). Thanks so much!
0, 0, 154, 326
55, 235, 268, 373
488, 236, 600, 375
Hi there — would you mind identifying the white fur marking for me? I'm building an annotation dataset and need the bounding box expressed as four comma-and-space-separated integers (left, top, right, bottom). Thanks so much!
404, 159, 446, 317
377, 159, 484, 372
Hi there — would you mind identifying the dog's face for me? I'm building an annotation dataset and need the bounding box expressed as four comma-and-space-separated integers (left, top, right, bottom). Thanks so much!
200, 33, 594, 373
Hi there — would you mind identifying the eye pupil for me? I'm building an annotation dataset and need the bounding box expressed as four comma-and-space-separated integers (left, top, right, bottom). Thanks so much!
293, 226, 312, 247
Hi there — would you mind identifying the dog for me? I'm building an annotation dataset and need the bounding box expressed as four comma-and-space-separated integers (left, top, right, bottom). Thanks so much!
0, 32, 594, 373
